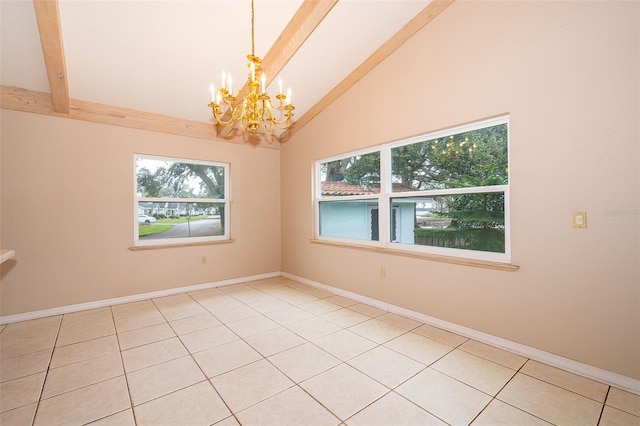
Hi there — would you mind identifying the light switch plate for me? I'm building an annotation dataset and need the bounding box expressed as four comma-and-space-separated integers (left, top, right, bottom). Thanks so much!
573, 211, 587, 228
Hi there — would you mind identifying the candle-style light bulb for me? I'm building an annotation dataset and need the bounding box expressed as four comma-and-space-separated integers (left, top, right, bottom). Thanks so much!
286, 87, 292, 105
209, 83, 215, 102
261, 73, 266, 93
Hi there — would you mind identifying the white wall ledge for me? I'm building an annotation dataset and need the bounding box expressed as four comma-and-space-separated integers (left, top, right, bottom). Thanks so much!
310, 239, 519, 272
0, 250, 15, 264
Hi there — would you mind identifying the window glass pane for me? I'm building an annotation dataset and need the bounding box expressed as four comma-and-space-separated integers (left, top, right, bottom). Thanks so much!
319, 200, 379, 241
392, 193, 505, 253
138, 201, 225, 240
391, 123, 508, 191
136, 158, 225, 199
320, 152, 380, 197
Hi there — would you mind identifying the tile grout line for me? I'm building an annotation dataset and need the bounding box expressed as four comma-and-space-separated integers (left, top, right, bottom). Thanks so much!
474, 358, 553, 426
465, 361, 522, 426
29, 315, 63, 426
596, 386, 611, 426
110, 305, 138, 426
516, 363, 611, 404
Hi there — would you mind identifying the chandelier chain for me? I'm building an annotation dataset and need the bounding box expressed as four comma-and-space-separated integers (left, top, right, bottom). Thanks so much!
251, 0, 255, 57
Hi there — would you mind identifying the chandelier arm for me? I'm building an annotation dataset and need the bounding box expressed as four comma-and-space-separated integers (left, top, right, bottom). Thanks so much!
261, 102, 274, 133
213, 103, 245, 127
269, 116, 293, 130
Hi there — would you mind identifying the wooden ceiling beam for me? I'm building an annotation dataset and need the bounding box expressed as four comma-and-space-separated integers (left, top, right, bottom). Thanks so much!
216, 0, 338, 140
33, 0, 69, 114
1, 86, 280, 149
282, 0, 455, 139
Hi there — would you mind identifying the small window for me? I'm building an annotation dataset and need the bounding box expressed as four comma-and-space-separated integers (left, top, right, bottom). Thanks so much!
314, 117, 510, 262
134, 155, 229, 246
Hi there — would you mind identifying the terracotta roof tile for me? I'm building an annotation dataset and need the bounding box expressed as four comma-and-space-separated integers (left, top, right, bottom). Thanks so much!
321, 181, 377, 196
392, 183, 415, 193
321, 181, 415, 195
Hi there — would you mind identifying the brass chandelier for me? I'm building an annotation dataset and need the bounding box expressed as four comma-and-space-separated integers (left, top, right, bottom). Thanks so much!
208, 0, 294, 134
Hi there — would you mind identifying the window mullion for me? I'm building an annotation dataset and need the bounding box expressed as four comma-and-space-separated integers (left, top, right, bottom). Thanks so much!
319, 195, 380, 202
379, 147, 391, 247
387, 185, 508, 200
138, 197, 224, 203
504, 188, 511, 259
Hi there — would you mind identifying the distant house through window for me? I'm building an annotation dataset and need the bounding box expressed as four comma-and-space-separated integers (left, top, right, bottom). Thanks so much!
315, 116, 510, 262
134, 155, 230, 246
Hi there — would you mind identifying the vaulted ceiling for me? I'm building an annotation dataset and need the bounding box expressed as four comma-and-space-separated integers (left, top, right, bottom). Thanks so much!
1, 0, 453, 148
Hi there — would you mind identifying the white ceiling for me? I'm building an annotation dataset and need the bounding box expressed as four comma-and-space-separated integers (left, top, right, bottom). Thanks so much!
1, 0, 441, 138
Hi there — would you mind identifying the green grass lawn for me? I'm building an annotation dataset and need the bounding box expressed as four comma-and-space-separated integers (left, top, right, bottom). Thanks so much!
138, 224, 173, 237
156, 215, 209, 224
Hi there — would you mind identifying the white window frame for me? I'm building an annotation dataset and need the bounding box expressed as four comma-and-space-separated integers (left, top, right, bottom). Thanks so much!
314, 116, 510, 262
315, 146, 382, 248
134, 154, 230, 247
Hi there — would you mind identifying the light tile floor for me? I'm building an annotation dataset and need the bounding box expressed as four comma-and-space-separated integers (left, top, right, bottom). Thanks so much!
1, 277, 639, 426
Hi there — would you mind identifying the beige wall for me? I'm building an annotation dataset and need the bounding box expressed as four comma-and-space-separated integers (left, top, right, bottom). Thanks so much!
281, 1, 640, 379
1, 111, 281, 315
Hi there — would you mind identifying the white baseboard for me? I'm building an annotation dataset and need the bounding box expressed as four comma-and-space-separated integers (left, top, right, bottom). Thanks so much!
0, 271, 280, 325
281, 272, 640, 395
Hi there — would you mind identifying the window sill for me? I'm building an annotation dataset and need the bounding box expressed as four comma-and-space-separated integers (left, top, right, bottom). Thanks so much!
129, 239, 235, 251
310, 239, 519, 272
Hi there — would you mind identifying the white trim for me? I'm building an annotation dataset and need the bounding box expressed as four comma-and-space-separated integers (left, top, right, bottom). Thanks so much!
319, 194, 380, 202
379, 146, 391, 244
316, 235, 383, 249
281, 272, 640, 395
312, 161, 318, 238
134, 153, 229, 169
0, 271, 279, 325
389, 185, 507, 198
504, 187, 512, 259
134, 234, 229, 247
138, 197, 223, 204
391, 240, 509, 263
